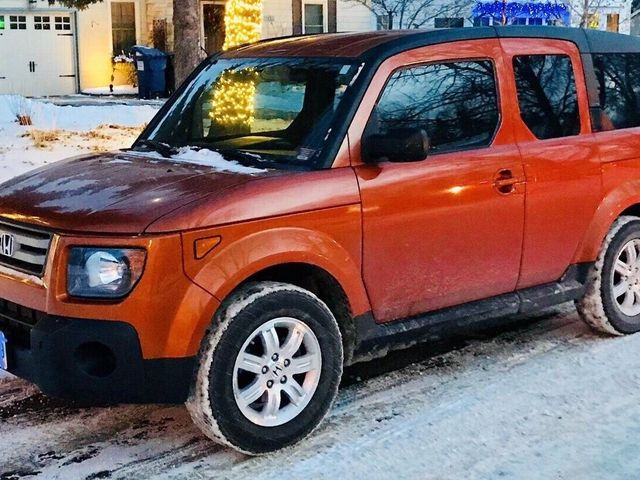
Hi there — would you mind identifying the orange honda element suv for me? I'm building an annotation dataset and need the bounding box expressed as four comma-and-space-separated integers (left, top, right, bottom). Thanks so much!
2, 26, 640, 453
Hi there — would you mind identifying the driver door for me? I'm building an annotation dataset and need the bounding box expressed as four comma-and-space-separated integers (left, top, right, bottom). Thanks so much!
351, 40, 526, 323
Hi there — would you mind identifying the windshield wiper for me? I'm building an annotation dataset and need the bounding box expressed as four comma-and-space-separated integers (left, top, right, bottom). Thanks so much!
133, 139, 178, 158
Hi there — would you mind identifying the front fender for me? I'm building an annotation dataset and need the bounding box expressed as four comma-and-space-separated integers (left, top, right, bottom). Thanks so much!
181, 205, 369, 330
573, 178, 640, 263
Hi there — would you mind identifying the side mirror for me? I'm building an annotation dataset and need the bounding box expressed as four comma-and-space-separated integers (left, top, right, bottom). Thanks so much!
363, 128, 430, 163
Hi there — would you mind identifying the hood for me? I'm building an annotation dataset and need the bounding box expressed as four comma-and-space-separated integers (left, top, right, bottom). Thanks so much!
0, 151, 264, 234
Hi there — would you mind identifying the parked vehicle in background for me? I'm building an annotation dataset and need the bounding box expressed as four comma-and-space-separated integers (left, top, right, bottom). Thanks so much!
2, 26, 640, 454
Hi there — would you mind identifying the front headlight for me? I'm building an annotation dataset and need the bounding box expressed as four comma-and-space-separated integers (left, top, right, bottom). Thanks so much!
67, 247, 147, 299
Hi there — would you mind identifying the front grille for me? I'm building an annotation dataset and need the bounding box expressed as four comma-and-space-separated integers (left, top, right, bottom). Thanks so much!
0, 220, 52, 277
0, 298, 44, 349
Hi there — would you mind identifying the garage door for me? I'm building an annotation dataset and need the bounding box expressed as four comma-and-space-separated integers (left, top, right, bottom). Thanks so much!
0, 12, 77, 96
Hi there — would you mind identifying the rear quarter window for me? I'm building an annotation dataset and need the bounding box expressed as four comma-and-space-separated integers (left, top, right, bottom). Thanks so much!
593, 53, 640, 130
513, 54, 580, 140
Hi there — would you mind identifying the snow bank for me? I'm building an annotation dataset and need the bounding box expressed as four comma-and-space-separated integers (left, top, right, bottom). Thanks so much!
0, 94, 157, 132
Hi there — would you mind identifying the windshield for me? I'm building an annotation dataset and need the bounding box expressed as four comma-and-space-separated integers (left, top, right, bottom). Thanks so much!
139, 57, 360, 169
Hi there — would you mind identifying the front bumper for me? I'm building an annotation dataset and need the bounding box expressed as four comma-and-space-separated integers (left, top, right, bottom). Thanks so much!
2, 303, 195, 404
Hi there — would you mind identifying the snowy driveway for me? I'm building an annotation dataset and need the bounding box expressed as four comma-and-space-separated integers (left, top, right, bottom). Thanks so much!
2, 96, 640, 479
3, 305, 640, 479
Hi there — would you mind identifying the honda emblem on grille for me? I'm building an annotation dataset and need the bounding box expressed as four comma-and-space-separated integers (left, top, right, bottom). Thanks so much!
0, 233, 15, 257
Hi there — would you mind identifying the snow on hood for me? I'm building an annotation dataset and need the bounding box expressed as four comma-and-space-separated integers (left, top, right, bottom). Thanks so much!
127, 146, 268, 175
0, 151, 264, 234
171, 147, 267, 174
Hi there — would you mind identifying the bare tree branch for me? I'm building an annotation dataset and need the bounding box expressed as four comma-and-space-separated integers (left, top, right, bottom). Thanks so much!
344, 0, 476, 29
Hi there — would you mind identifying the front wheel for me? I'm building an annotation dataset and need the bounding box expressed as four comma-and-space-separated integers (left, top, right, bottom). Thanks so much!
186, 281, 343, 455
577, 215, 640, 335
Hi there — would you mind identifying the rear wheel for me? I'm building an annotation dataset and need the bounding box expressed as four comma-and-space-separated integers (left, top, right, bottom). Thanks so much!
577, 215, 640, 335
186, 281, 343, 454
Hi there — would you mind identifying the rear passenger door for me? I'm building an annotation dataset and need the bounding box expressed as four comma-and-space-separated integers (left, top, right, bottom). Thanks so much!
352, 40, 526, 323
500, 39, 601, 289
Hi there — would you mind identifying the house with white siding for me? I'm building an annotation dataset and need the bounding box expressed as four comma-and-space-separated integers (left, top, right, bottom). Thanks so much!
0, 0, 375, 97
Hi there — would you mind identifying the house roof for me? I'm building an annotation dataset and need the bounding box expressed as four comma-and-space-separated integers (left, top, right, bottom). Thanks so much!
222, 26, 640, 61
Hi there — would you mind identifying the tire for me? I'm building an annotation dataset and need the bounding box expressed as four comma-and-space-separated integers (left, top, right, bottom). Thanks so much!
186, 281, 343, 455
577, 215, 640, 335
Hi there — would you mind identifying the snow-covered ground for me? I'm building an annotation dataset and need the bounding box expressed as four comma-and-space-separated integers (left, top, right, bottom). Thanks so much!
1, 96, 640, 480
3, 306, 640, 479
0, 95, 159, 183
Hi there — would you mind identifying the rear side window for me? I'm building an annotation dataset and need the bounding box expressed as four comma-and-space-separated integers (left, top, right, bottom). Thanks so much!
513, 55, 580, 140
369, 60, 500, 154
593, 53, 640, 130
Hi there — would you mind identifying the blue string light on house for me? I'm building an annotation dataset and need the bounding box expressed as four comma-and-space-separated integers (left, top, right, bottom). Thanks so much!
472, 1, 571, 26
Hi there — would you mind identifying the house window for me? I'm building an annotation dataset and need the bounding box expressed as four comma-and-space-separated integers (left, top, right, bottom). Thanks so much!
111, 2, 136, 54
473, 17, 491, 26
434, 17, 464, 28
54, 16, 71, 31
0, 16, 5, 30
9, 16, 27, 30
304, 4, 324, 34
377, 14, 390, 30
529, 18, 543, 25
607, 13, 620, 32
34, 16, 51, 30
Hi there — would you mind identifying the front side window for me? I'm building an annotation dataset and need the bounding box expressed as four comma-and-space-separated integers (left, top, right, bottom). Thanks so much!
593, 53, 640, 130
367, 60, 500, 154
143, 57, 360, 169
513, 54, 580, 140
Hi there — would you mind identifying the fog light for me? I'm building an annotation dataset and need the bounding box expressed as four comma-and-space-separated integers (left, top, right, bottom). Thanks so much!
74, 342, 117, 378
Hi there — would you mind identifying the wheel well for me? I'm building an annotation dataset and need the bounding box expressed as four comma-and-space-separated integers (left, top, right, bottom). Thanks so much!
620, 204, 640, 219
242, 263, 356, 364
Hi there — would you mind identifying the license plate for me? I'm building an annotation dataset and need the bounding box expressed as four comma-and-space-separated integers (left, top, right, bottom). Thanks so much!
0, 331, 7, 370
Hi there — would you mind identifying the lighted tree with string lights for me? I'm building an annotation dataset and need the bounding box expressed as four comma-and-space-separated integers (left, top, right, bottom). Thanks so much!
209, 0, 263, 132
222, 0, 263, 50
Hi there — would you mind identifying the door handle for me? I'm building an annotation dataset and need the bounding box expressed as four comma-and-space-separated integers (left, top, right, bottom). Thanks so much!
493, 169, 521, 194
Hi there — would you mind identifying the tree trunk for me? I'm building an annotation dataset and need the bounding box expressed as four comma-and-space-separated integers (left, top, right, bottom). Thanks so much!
173, 0, 201, 87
